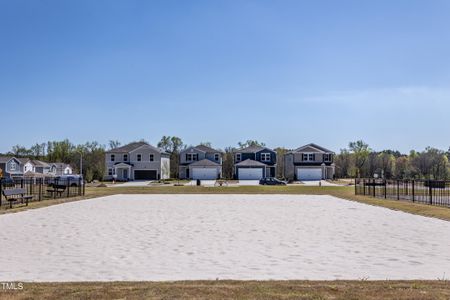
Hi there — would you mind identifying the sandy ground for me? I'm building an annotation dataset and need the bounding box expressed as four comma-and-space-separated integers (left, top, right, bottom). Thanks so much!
0, 194, 450, 282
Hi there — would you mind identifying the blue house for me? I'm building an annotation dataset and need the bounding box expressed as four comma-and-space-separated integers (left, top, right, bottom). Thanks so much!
234, 146, 276, 180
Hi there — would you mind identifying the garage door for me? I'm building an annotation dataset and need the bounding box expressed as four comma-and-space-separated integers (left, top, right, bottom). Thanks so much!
238, 168, 263, 180
134, 170, 157, 180
297, 168, 322, 181
192, 168, 217, 180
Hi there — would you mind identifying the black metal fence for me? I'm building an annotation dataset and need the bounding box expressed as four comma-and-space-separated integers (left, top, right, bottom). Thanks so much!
0, 177, 85, 208
355, 178, 450, 207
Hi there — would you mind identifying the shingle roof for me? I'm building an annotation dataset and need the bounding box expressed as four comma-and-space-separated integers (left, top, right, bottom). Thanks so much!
189, 159, 220, 167
106, 142, 149, 153
235, 159, 267, 167
32, 160, 50, 167
16, 158, 29, 164
0, 156, 16, 163
234, 146, 268, 153
106, 142, 168, 154
195, 144, 223, 153
290, 143, 334, 154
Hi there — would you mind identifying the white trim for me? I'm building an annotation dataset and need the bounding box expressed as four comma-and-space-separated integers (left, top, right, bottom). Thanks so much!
261, 153, 271, 162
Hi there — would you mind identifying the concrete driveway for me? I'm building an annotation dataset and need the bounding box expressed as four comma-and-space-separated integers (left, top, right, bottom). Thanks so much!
301, 180, 340, 186
108, 180, 153, 187
237, 180, 260, 186
187, 180, 217, 186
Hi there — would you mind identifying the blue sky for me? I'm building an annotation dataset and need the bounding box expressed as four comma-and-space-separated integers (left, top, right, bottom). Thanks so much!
1, 0, 450, 153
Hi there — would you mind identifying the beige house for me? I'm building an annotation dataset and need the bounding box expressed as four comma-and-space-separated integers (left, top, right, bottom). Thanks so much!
105, 142, 170, 181
284, 143, 335, 181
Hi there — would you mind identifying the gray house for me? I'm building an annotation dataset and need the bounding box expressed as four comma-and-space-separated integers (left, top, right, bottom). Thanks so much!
234, 146, 276, 180
105, 142, 170, 181
0, 156, 23, 178
179, 145, 223, 180
284, 143, 335, 181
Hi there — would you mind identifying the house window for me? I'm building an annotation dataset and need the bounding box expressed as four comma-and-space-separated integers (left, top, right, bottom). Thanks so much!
236, 153, 242, 161
187, 154, 198, 161
149, 154, 154, 161
214, 153, 220, 161
10, 161, 16, 171
261, 153, 271, 162
302, 154, 308, 161
308, 154, 315, 161
137, 154, 142, 161
324, 154, 332, 162
123, 154, 128, 162
111, 154, 115, 162
108, 168, 113, 176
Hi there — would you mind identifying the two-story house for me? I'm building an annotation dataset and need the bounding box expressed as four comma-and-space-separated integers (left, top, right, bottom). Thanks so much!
48, 163, 73, 176
0, 156, 23, 178
104, 142, 170, 181
234, 146, 276, 180
284, 143, 335, 181
179, 145, 223, 180
22, 159, 52, 175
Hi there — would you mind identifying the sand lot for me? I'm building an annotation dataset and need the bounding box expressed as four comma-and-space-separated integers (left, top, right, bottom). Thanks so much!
1, 194, 450, 282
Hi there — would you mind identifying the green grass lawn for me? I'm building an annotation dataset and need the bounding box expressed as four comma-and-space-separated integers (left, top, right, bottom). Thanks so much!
1, 185, 450, 299
2, 280, 450, 300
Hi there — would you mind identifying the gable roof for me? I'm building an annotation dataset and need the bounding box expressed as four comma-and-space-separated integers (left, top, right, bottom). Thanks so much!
195, 144, 223, 153
235, 159, 267, 167
0, 156, 19, 164
106, 141, 168, 154
16, 158, 30, 164
32, 160, 50, 168
235, 145, 271, 153
106, 142, 148, 153
291, 143, 334, 154
189, 159, 220, 167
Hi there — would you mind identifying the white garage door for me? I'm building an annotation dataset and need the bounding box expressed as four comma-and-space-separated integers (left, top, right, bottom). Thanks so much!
192, 168, 217, 180
238, 168, 263, 180
297, 168, 322, 181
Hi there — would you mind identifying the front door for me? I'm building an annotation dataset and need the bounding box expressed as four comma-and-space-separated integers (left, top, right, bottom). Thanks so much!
123, 169, 128, 180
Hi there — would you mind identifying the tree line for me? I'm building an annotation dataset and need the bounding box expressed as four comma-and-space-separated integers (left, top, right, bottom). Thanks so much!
3, 139, 450, 181
335, 140, 450, 180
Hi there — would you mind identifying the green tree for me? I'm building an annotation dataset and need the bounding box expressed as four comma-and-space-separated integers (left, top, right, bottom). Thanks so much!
349, 140, 371, 178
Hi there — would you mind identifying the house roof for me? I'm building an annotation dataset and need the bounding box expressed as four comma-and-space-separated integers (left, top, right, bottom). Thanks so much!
290, 143, 334, 154
106, 141, 168, 154
16, 158, 30, 164
106, 142, 149, 153
195, 144, 223, 153
0, 156, 17, 163
32, 160, 50, 167
235, 145, 269, 153
189, 159, 220, 167
235, 159, 267, 167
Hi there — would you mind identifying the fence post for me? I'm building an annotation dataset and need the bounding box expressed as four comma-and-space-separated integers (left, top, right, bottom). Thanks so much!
83, 180, 85, 196
412, 180, 415, 202
78, 178, 82, 196
38, 178, 42, 201
429, 181, 433, 205
66, 178, 70, 198
397, 180, 400, 200
0, 178, 2, 207
363, 179, 366, 196
355, 178, 357, 195
30, 178, 33, 199
21, 178, 24, 188
54, 178, 57, 199
372, 179, 376, 197
384, 180, 387, 199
